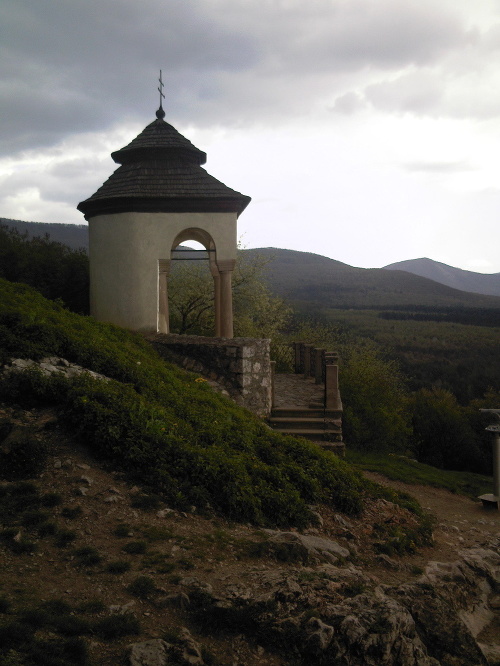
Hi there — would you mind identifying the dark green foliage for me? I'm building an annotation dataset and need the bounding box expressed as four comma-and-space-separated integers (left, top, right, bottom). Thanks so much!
373, 515, 434, 556
0, 224, 89, 314
76, 600, 106, 614
127, 575, 157, 598
113, 524, 132, 537
73, 546, 102, 567
21, 509, 49, 527
61, 506, 82, 519
92, 613, 140, 639
0, 434, 48, 481
410, 388, 489, 473
0, 597, 11, 614
41, 492, 62, 507
106, 560, 131, 574
0, 279, 369, 527
347, 450, 493, 498
54, 529, 77, 548
122, 541, 147, 555
37, 521, 58, 537
130, 494, 162, 511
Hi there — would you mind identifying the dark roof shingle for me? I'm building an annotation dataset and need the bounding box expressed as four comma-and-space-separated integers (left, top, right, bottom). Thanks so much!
78, 118, 250, 219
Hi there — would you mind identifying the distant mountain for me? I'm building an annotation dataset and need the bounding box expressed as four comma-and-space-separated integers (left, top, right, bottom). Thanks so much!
384, 258, 500, 298
0, 218, 88, 251
246, 248, 500, 310
3, 220, 500, 310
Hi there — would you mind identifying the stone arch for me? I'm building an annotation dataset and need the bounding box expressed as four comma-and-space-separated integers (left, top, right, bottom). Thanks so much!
158, 227, 235, 337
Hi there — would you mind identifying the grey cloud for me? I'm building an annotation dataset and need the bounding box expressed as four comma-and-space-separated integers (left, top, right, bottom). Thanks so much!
0, 0, 484, 158
268, 0, 467, 72
402, 161, 475, 173
364, 75, 443, 115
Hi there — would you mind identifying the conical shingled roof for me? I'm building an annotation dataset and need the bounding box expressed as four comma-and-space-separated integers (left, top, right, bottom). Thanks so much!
78, 118, 250, 219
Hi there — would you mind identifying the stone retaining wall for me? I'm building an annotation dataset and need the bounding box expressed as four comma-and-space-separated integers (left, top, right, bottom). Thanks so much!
146, 333, 272, 417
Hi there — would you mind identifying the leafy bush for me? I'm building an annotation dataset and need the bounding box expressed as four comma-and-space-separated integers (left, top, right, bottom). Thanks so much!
122, 541, 147, 555
0, 434, 48, 481
127, 576, 157, 598
106, 560, 131, 574
73, 546, 102, 567
410, 388, 489, 473
0, 224, 89, 314
92, 613, 140, 639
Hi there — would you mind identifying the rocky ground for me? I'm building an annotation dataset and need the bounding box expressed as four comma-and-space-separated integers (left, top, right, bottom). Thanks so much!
1, 405, 499, 665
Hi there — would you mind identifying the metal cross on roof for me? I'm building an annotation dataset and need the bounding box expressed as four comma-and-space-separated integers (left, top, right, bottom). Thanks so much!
156, 70, 166, 120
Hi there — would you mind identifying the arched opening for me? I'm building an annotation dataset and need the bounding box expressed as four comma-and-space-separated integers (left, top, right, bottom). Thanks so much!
158, 228, 234, 337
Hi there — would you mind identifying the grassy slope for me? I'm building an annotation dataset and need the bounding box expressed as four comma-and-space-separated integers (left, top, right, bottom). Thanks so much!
346, 451, 492, 498
0, 278, 373, 528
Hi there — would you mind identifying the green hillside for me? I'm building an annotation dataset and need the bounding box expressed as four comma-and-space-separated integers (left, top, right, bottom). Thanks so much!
0, 278, 401, 528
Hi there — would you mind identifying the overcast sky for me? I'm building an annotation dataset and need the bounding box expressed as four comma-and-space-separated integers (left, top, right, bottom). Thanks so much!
2, 0, 500, 272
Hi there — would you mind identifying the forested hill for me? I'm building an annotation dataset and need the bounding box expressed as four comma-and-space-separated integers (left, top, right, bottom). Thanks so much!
4, 219, 500, 310
0, 218, 88, 251
246, 247, 500, 310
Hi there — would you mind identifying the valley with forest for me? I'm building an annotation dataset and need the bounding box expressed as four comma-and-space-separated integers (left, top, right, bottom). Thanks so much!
0, 219, 499, 665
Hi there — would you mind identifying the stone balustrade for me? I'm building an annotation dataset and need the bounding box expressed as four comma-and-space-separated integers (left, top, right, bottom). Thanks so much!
292, 342, 343, 413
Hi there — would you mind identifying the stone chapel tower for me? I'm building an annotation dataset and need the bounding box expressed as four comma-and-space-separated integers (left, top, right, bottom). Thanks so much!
77, 105, 250, 337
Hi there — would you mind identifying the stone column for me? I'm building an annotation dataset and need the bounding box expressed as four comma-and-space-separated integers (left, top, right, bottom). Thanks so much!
210, 262, 221, 336
314, 348, 324, 384
293, 342, 304, 374
324, 352, 342, 411
158, 259, 170, 333
303, 344, 313, 379
216, 259, 236, 338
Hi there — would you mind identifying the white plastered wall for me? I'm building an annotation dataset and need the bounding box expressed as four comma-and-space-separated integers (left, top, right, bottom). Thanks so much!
89, 211, 237, 332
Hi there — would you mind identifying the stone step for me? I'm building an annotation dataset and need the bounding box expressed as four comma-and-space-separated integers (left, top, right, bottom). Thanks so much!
270, 428, 342, 442
269, 416, 341, 431
270, 408, 326, 418
269, 417, 327, 430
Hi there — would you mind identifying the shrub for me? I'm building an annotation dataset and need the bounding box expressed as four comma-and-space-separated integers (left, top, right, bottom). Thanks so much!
41, 492, 63, 507
61, 506, 83, 519
0, 435, 48, 481
130, 494, 161, 511
122, 541, 147, 555
92, 613, 140, 639
113, 524, 132, 538
76, 600, 106, 614
106, 560, 131, 574
73, 546, 102, 567
55, 529, 77, 548
38, 521, 58, 537
127, 576, 156, 598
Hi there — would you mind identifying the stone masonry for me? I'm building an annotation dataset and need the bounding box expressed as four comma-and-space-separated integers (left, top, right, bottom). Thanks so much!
146, 333, 272, 417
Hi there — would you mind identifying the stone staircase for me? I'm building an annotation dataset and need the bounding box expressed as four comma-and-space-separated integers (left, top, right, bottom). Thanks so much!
268, 405, 343, 451
269, 369, 344, 454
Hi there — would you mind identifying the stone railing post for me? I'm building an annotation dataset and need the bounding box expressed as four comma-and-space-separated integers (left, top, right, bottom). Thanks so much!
314, 348, 324, 384
324, 352, 342, 411
303, 344, 313, 379
293, 342, 303, 374
271, 360, 276, 409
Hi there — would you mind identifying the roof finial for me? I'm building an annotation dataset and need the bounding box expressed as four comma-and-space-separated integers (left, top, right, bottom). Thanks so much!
156, 70, 166, 120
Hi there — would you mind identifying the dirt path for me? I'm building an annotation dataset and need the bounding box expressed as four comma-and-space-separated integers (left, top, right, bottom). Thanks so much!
363, 471, 500, 578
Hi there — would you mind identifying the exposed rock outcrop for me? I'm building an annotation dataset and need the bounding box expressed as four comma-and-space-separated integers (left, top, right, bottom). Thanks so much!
181, 541, 500, 665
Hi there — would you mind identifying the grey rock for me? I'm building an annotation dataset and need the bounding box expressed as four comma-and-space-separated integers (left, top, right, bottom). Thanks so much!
264, 530, 350, 563
304, 616, 334, 652
128, 639, 169, 666
179, 627, 203, 665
